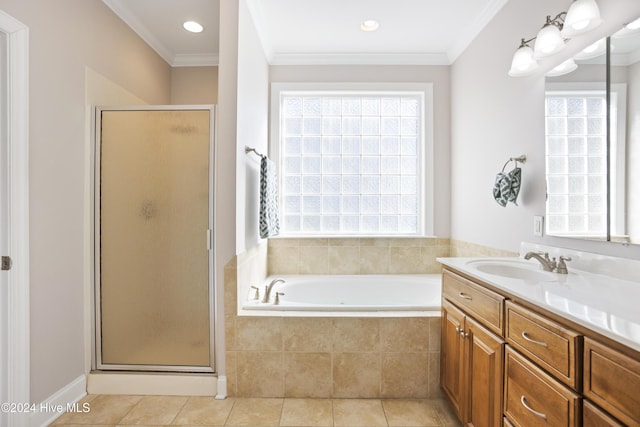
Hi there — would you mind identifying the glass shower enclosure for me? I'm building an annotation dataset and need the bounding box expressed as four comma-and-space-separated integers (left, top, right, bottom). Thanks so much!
93, 106, 215, 372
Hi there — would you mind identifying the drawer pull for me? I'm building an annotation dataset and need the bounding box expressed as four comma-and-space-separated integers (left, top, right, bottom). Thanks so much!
458, 292, 473, 300
521, 331, 548, 348
520, 395, 547, 420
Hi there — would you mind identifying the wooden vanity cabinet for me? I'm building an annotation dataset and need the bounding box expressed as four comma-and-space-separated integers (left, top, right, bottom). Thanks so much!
583, 401, 624, 427
505, 301, 581, 390
441, 266, 640, 427
441, 271, 505, 427
583, 338, 640, 426
504, 346, 581, 427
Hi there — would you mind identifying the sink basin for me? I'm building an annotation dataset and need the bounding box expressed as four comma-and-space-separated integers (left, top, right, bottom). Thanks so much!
465, 259, 556, 281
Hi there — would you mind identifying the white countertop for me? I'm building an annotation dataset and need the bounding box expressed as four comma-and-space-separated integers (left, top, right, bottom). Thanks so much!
437, 254, 640, 353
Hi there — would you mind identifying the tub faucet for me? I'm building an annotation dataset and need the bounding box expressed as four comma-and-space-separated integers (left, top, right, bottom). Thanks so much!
262, 278, 285, 303
524, 251, 557, 272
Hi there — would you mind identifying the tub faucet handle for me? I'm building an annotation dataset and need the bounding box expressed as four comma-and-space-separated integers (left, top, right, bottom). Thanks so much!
250, 285, 259, 300
274, 292, 285, 305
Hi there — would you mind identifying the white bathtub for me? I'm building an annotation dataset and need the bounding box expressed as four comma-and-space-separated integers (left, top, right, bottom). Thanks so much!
242, 274, 441, 315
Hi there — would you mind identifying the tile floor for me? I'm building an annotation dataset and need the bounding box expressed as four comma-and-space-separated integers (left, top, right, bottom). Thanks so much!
49, 394, 462, 426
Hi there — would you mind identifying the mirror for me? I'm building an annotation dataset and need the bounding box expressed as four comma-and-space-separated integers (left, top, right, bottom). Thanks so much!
544, 15, 640, 245
610, 22, 640, 244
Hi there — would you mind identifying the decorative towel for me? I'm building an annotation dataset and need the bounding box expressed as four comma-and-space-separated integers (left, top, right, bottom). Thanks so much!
493, 160, 522, 207
259, 154, 280, 238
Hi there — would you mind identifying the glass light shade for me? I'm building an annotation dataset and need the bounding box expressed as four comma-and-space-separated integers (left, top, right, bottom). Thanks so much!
546, 58, 578, 77
573, 38, 606, 60
561, 0, 602, 37
628, 18, 640, 31
508, 44, 539, 77
534, 23, 567, 58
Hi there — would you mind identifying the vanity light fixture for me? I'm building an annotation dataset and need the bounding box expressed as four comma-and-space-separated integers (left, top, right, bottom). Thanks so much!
183, 20, 204, 33
361, 19, 379, 32
534, 14, 567, 59
561, 0, 602, 37
508, 38, 539, 77
628, 17, 640, 31
546, 58, 578, 77
613, 18, 640, 38
573, 38, 606, 60
508, 0, 602, 77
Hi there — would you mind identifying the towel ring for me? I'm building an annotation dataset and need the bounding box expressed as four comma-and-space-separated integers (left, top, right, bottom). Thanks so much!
502, 154, 526, 172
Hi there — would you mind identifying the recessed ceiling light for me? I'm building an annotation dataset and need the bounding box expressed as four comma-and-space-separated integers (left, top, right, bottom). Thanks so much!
360, 20, 379, 32
183, 21, 204, 33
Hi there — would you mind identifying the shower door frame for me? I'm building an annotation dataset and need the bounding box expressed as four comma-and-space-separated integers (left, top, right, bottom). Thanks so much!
92, 105, 216, 373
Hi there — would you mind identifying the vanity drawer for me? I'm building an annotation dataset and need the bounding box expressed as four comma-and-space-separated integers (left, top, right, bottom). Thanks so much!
505, 301, 581, 389
583, 401, 624, 427
442, 269, 505, 335
504, 346, 580, 427
584, 338, 640, 426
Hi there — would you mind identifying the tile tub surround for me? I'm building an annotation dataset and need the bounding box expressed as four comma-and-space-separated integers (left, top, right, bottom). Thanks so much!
224, 238, 509, 398
49, 394, 462, 426
268, 238, 451, 275
225, 315, 442, 398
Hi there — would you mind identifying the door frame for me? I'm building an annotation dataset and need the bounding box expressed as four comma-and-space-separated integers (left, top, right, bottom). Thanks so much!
92, 105, 216, 373
0, 9, 30, 427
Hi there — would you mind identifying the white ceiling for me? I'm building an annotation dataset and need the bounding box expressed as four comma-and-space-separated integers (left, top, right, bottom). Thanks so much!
102, 0, 509, 67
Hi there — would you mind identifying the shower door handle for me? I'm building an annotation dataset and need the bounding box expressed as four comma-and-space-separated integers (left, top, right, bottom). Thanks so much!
1, 256, 12, 271
206, 229, 213, 250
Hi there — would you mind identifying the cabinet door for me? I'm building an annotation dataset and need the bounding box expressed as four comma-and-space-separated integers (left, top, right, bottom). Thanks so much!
465, 316, 505, 427
584, 338, 640, 426
441, 299, 466, 420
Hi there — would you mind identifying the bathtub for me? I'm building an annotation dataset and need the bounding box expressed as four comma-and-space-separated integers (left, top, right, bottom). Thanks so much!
242, 274, 441, 316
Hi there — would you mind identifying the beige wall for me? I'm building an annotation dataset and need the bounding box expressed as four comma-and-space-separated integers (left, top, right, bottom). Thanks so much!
451, 0, 640, 259
171, 66, 218, 104
0, 0, 172, 403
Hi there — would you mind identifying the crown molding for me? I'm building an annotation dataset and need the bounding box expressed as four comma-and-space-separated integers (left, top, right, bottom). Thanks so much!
173, 53, 219, 67
269, 52, 450, 66
102, 0, 174, 65
447, 0, 509, 63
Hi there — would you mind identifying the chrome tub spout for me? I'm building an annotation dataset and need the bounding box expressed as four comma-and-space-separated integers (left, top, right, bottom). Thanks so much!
262, 278, 285, 303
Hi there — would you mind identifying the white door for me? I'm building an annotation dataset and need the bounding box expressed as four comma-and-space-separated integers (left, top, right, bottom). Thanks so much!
1, 9, 30, 427
1, 29, 9, 427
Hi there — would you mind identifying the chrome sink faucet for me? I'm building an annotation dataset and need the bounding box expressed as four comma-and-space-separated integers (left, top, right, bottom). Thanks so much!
524, 251, 572, 274
524, 251, 557, 272
262, 278, 285, 303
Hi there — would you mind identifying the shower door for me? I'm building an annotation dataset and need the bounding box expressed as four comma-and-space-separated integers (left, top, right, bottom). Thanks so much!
94, 106, 215, 372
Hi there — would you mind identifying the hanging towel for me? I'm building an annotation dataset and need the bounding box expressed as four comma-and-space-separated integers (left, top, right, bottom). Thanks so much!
493, 160, 522, 207
259, 154, 280, 238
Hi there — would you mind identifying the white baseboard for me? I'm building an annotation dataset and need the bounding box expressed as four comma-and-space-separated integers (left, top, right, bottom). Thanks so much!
30, 375, 86, 427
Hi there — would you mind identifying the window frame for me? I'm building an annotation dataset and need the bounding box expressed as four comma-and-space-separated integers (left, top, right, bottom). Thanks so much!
270, 82, 434, 237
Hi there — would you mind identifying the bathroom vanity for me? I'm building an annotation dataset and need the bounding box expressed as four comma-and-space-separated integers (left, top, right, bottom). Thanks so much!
438, 245, 640, 427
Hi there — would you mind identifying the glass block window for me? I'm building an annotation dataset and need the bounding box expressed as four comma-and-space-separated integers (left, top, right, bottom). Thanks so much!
545, 91, 607, 237
274, 86, 430, 236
